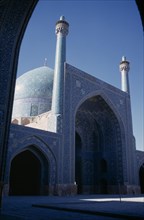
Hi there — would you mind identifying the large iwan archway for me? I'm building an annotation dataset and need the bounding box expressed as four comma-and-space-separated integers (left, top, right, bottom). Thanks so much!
75, 95, 123, 194
9, 150, 41, 195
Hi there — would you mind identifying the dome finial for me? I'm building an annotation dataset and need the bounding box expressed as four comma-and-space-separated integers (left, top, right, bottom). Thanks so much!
44, 58, 48, 66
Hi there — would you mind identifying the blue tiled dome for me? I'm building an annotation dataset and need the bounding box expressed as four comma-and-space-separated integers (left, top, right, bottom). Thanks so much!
12, 66, 54, 118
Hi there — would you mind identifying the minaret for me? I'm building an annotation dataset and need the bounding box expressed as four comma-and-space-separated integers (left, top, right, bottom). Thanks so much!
52, 16, 69, 115
119, 56, 130, 93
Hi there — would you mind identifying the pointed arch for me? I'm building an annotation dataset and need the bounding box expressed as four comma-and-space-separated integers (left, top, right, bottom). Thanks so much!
75, 92, 125, 194
8, 135, 57, 193
9, 149, 41, 195
75, 90, 125, 131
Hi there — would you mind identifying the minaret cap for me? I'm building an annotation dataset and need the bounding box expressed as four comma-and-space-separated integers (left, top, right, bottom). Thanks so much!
120, 56, 129, 65
60, 15, 65, 21
55, 15, 69, 36
122, 56, 126, 61
56, 15, 69, 26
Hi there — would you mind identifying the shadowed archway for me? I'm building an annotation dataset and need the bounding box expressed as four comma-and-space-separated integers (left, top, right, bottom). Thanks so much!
9, 150, 41, 195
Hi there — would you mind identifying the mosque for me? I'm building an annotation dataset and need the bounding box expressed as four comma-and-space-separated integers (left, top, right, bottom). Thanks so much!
4, 16, 144, 196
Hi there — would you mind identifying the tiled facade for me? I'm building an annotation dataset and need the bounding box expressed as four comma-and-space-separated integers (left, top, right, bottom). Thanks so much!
6, 63, 143, 196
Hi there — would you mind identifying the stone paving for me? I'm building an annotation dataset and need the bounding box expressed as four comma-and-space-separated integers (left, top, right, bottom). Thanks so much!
0, 194, 144, 219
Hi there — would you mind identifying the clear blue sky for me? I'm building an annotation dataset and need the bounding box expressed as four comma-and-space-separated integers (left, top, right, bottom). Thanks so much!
17, 0, 143, 151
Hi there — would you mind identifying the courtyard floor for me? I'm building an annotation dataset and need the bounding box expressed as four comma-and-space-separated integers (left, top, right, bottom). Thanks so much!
0, 194, 144, 219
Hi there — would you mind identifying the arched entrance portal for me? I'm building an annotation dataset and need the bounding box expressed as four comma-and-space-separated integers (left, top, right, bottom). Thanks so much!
139, 163, 144, 193
9, 150, 41, 195
75, 95, 122, 194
